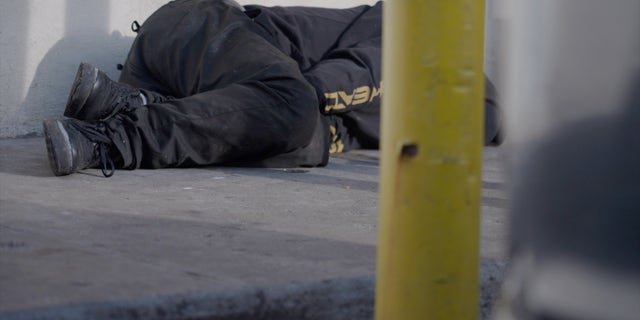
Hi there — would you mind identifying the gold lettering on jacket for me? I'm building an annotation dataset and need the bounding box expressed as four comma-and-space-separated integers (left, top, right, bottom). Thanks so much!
324, 81, 383, 112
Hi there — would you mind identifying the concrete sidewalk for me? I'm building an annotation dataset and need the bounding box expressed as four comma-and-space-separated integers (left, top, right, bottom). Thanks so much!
0, 137, 508, 320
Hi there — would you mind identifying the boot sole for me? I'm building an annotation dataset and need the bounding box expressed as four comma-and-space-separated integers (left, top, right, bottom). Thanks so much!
63, 63, 98, 119
43, 119, 74, 176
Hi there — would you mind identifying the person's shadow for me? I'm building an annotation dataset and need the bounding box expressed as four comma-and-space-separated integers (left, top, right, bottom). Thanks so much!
18, 31, 135, 136
2, 0, 138, 176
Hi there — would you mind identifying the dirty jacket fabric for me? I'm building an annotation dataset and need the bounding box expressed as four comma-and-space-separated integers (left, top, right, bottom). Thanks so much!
243, 3, 384, 152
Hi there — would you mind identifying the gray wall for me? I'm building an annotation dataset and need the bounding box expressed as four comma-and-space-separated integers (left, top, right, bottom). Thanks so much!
0, 0, 168, 137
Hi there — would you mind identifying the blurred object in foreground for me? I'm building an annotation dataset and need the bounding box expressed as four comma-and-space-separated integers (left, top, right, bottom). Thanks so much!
495, 0, 640, 319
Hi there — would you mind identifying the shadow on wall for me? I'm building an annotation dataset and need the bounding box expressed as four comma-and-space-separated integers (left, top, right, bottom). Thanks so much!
16, 0, 136, 137
0, 1, 28, 135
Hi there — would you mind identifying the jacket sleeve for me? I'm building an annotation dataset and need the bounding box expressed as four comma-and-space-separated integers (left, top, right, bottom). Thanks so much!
302, 37, 383, 115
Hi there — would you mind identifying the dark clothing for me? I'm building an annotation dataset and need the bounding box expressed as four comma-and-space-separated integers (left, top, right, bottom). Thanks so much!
244, 3, 383, 152
115, 0, 325, 168
112, 0, 496, 169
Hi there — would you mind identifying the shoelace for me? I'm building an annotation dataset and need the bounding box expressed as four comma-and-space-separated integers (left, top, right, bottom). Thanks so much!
69, 121, 116, 177
103, 81, 143, 120
98, 142, 115, 177
104, 95, 139, 120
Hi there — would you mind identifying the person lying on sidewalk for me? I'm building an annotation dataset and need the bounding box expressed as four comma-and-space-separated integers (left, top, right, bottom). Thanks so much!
43, 0, 502, 177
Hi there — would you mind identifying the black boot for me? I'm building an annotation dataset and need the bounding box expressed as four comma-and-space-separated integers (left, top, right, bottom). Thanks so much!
43, 119, 115, 177
64, 63, 153, 120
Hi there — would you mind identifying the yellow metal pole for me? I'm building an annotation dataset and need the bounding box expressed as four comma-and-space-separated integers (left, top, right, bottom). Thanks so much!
375, 1, 485, 319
